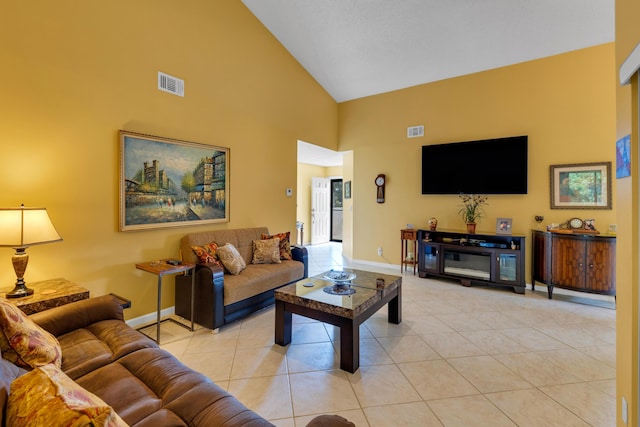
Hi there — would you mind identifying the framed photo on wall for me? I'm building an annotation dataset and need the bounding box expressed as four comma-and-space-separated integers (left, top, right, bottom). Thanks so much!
119, 130, 230, 231
616, 134, 631, 179
550, 162, 611, 209
496, 218, 512, 235
344, 181, 351, 199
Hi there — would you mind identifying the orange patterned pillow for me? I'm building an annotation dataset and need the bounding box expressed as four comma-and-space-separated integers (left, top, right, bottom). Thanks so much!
191, 242, 222, 266
261, 231, 292, 260
0, 298, 61, 369
8, 363, 128, 426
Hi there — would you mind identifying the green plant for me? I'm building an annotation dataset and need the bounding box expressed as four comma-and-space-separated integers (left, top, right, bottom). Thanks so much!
458, 194, 488, 224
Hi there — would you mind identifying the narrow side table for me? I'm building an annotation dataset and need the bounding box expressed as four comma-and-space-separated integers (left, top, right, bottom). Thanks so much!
400, 229, 418, 275
135, 260, 195, 344
0, 278, 89, 315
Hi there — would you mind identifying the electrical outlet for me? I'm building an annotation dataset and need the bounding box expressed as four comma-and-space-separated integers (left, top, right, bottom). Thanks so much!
377, 247, 383, 256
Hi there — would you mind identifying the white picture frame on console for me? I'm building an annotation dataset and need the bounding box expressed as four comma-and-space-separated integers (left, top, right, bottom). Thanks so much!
496, 217, 512, 235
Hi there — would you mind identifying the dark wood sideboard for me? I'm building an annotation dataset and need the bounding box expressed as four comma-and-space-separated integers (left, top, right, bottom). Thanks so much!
417, 229, 526, 294
531, 230, 616, 299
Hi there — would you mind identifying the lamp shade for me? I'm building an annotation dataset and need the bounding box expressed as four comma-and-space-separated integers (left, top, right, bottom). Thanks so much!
0, 205, 62, 248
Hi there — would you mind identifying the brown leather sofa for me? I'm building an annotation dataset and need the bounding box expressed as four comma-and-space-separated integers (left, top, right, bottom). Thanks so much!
0, 295, 270, 426
175, 227, 308, 330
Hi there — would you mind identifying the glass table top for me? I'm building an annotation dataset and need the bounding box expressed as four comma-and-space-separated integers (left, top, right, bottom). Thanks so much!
275, 268, 402, 318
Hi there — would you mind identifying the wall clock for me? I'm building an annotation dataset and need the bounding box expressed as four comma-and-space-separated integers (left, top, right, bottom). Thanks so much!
375, 174, 386, 203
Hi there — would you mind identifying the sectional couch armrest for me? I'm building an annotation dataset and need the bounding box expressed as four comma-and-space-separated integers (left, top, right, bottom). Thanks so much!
291, 245, 308, 278
30, 294, 124, 338
195, 262, 225, 278
175, 263, 226, 330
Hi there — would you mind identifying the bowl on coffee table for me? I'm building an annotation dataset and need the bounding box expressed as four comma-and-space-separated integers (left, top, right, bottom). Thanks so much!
323, 270, 356, 295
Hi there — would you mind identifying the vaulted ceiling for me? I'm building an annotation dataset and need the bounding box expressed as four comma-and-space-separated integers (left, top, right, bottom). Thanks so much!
242, 0, 615, 103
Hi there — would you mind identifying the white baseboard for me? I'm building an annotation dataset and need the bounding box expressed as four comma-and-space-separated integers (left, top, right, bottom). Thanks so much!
126, 306, 175, 328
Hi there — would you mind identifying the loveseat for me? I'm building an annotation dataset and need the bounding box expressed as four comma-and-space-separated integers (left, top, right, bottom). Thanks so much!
175, 227, 308, 330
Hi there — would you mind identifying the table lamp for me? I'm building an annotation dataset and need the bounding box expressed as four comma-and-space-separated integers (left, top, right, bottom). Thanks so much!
0, 205, 62, 298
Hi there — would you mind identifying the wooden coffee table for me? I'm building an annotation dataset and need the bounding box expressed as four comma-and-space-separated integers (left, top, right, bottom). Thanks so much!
275, 268, 402, 373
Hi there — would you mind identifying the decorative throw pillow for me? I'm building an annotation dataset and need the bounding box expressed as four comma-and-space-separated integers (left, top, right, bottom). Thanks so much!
7, 363, 128, 427
261, 231, 292, 260
252, 238, 281, 264
0, 298, 62, 369
191, 242, 222, 266
216, 243, 246, 275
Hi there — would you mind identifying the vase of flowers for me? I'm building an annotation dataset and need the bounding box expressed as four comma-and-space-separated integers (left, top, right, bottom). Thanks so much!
458, 194, 488, 233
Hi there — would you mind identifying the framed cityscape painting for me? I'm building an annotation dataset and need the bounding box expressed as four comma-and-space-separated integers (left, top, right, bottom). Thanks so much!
119, 131, 229, 231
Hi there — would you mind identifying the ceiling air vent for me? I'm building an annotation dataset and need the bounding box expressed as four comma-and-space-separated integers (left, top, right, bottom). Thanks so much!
407, 125, 424, 138
158, 72, 184, 97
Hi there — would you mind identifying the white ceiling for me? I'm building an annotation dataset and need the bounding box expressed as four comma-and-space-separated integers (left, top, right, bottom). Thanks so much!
242, 0, 614, 103
242, 0, 615, 164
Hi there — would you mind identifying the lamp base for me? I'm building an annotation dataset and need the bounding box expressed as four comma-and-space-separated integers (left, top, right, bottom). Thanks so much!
7, 248, 33, 298
6, 283, 34, 298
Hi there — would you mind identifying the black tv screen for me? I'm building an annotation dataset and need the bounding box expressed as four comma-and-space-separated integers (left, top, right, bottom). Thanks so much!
421, 136, 528, 194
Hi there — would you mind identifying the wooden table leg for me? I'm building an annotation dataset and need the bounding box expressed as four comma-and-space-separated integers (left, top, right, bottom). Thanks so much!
340, 320, 359, 373
388, 287, 402, 324
275, 300, 292, 345
413, 239, 417, 275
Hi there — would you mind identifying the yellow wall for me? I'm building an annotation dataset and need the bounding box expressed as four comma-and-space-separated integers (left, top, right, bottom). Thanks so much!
616, 0, 640, 424
339, 44, 617, 279
0, 1, 338, 319
296, 163, 343, 245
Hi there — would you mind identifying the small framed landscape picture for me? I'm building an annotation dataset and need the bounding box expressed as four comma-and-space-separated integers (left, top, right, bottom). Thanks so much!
550, 162, 611, 209
496, 218, 512, 235
344, 181, 352, 199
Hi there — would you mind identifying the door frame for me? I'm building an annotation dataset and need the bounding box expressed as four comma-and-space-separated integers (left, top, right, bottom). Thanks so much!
330, 178, 343, 242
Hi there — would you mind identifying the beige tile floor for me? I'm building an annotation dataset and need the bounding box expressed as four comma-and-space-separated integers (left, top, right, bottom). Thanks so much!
150, 242, 616, 426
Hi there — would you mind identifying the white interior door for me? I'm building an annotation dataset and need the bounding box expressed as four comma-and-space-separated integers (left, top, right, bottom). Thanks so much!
311, 177, 331, 244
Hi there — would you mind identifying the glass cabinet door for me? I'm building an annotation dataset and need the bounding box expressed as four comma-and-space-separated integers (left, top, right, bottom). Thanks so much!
495, 250, 520, 285
421, 242, 440, 273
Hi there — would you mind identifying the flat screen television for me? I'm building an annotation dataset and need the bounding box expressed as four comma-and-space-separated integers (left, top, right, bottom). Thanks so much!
421, 136, 528, 194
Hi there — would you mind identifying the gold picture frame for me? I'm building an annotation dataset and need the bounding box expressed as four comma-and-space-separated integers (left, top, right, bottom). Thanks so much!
550, 162, 611, 210
119, 130, 230, 231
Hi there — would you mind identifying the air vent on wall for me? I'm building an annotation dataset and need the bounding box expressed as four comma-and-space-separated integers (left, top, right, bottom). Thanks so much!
158, 72, 184, 97
407, 125, 424, 138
